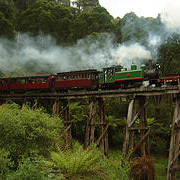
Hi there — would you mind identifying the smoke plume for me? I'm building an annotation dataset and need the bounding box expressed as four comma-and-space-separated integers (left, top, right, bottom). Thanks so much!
161, 0, 180, 31
0, 33, 152, 75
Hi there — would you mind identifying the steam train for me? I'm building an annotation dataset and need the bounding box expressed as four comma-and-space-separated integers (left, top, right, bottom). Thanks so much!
0, 62, 179, 92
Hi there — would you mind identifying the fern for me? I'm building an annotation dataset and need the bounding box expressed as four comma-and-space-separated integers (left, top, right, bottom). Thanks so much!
130, 155, 155, 180
51, 143, 108, 179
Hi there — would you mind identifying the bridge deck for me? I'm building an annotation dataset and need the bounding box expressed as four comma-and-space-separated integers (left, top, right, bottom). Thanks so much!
0, 86, 179, 100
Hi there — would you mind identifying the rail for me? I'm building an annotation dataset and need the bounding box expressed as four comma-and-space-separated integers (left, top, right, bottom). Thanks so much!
0, 86, 179, 100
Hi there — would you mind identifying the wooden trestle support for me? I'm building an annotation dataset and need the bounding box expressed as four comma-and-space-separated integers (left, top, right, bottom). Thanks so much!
167, 95, 180, 180
122, 96, 150, 162
52, 99, 72, 149
85, 98, 109, 155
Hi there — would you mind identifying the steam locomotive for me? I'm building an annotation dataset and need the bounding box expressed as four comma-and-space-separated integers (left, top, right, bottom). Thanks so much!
0, 62, 178, 92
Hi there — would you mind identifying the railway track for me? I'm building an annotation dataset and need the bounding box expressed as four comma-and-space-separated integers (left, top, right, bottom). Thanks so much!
0, 86, 179, 100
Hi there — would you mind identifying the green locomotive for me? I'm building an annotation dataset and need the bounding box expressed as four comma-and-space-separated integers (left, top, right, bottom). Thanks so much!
99, 64, 147, 88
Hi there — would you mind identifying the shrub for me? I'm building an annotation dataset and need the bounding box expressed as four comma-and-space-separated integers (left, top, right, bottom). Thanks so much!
0, 103, 63, 166
0, 149, 13, 179
103, 151, 130, 180
6, 156, 63, 180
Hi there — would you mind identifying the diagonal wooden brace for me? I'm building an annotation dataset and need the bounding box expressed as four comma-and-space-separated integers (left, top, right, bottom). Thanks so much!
128, 102, 148, 128
128, 129, 150, 159
95, 124, 109, 145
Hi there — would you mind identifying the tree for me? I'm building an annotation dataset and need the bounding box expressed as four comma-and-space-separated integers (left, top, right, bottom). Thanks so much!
5, 0, 37, 11
0, 1, 15, 38
158, 33, 180, 75
17, 0, 74, 44
113, 17, 122, 43
121, 12, 165, 46
72, 0, 100, 12
55, 0, 70, 6
71, 6, 114, 41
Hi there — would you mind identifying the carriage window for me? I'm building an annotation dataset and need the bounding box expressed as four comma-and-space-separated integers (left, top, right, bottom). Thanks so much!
38, 77, 48, 83
107, 69, 113, 75
87, 74, 90, 79
37, 78, 41, 83
11, 78, 18, 84
28, 78, 36, 84
20, 79, 26, 84
59, 76, 63, 80
42, 78, 48, 83
92, 74, 95, 79
0, 79, 7, 84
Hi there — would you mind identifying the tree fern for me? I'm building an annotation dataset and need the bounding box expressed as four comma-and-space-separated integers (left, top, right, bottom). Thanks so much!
51, 143, 108, 179
130, 155, 155, 180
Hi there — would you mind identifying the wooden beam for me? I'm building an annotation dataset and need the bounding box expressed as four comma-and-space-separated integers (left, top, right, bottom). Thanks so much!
167, 96, 180, 180
128, 130, 150, 159
60, 124, 72, 138
139, 96, 149, 156
169, 151, 180, 169
90, 99, 98, 144
95, 124, 109, 145
122, 99, 135, 160
128, 102, 148, 128
128, 127, 149, 131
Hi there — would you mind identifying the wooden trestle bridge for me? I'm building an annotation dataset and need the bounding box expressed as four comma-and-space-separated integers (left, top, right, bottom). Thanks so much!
0, 86, 180, 180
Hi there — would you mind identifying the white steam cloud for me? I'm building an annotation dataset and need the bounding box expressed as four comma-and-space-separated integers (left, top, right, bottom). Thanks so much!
111, 43, 151, 66
0, 33, 151, 75
161, 0, 180, 30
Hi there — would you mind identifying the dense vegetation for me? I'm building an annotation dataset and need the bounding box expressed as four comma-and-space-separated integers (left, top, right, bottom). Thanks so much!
0, 103, 130, 179
0, 0, 179, 179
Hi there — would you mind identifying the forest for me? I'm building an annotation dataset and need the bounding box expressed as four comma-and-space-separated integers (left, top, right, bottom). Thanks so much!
0, 0, 180, 179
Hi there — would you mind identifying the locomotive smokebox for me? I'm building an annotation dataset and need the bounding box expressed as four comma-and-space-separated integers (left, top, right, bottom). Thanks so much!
144, 63, 160, 80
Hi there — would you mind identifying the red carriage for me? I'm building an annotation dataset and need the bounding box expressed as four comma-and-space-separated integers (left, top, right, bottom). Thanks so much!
55, 70, 99, 90
0, 75, 55, 92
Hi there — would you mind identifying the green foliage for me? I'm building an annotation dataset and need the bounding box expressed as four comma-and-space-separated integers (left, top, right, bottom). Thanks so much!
121, 12, 165, 44
70, 101, 88, 123
158, 33, 180, 75
17, 0, 73, 43
7, 155, 60, 180
51, 142, 108, 179
106, 98, 128, 148
0, 103, 63, 166
71, 6, 114, 41
103, 151, 130, 180
0, 149, 13, 179
155, 156, 168, 180
69, 101, 88, 141
0, 1, 15, 38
